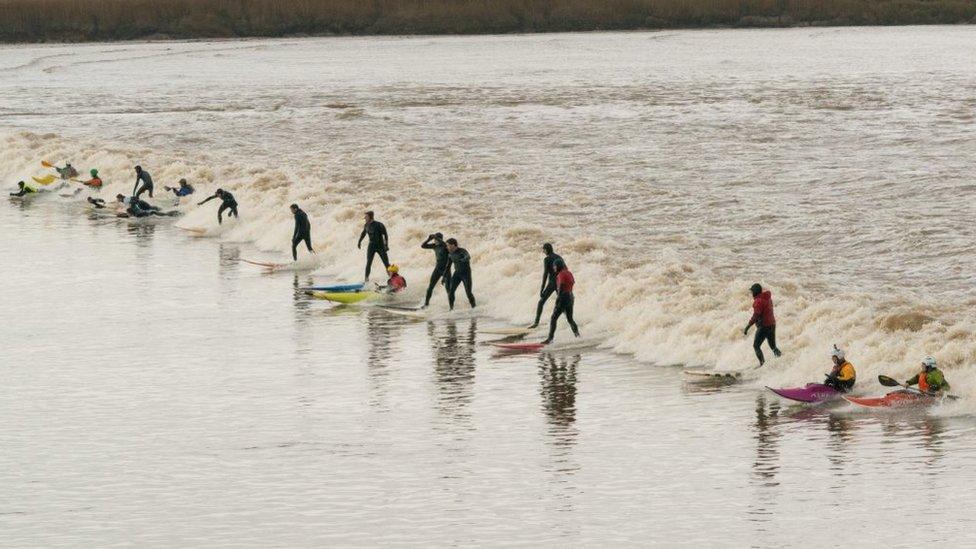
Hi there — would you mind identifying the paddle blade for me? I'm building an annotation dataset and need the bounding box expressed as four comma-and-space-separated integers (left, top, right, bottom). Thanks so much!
41, 160, 54, 168
878, 375, 903, 387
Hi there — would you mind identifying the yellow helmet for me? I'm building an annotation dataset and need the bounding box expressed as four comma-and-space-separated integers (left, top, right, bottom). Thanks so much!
387, 264, 399, 274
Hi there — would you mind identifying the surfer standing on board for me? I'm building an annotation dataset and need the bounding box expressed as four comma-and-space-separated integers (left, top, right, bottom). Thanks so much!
744, 283, 782, 367
445, 238, 476, 310
542, 258, 580, 344
530, 242, 563, 328
358, 211, 389, 281
198, 189, 238, 224
290, 204, 314, 261
420, 233, 450, 308
132, 166, 154, 199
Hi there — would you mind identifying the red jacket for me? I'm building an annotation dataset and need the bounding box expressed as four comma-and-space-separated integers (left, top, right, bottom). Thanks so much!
750, 290, 776, 327
388, 273, 406, 292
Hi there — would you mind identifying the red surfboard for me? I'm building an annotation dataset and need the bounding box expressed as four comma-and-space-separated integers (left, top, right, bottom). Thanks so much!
490, 342, 547, 352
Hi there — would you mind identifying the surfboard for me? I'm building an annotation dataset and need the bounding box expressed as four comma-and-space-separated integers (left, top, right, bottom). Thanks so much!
683, 368, 750, 380
380, 306, 428, 319
242, 259, 287, 271
490, 342, 548, 352
178, 226, 208, 235
482, 327, 535, 336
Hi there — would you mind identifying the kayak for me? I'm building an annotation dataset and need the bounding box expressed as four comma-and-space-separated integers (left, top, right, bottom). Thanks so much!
312, 291, 377, 304
766, 383, 840, 404
844, 390, 939, 409
32, 174, 57, 185
301, 283, 365, 293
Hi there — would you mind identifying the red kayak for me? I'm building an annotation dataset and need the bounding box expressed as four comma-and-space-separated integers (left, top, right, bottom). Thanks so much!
844, 390, 939, 409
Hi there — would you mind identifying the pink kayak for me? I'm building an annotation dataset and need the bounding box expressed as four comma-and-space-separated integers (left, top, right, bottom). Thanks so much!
766, 383, 841, 404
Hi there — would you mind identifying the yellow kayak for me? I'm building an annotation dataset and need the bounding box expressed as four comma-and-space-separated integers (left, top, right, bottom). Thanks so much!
32, 174, 57, 185
311, 291, 377, 304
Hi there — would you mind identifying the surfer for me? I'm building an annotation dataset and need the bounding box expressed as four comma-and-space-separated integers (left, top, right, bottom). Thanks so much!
56, 162, 79, 180
165, 178, 194, 198
744, 283, 782, 367
542, 258, 580, 344
420, 233, 450, 308
132, 166, 154, 198
446, 238, 476, 310
376, 264, 407, 293
530, 243, 563, 328
824, 346, 856, 393
291, 203, 314, 261
10, 181, 36, 197
905, 356, 950, 395
198, 189, 238, 224
82, 169, 103, 188
357, 211, 389, 281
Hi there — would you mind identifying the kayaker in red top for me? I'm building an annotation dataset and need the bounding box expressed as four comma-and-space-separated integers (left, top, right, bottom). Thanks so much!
542, 258, 580, 345
377, 264, 407, 294
743, 283, 782, 366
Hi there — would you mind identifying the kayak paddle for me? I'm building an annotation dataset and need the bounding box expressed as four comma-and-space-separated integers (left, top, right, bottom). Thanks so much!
41, 160, 55, 168
878, 375, 959, 401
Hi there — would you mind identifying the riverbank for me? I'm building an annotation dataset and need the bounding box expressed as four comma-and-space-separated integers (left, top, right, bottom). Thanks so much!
1, 0, 974, 43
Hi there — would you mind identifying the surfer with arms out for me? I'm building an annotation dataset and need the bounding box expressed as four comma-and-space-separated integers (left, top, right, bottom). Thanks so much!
744, 283, 782, 367
198, 189, 238, 224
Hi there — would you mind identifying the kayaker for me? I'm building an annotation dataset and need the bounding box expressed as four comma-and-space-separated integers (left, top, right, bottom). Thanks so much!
744, 283, 782, 366
905, 356, 951, 395
10, 181, 36, 197
420, 232, 450, 308
82, 169, 103, 188
542, 258, 580, 344
56, 162, 79, 180
291, 203, 314, 261
198, 189, 238, 224
824, 346, 856, 393
446, 238, 476, 310
165, 178, 194, 198
530, 242, 563, 329
377, 264, 407, 294
357, 211, 389, 281
133, 165, 154, 198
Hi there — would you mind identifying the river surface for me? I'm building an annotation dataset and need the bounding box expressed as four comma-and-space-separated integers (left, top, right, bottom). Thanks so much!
2, 27, 976, 547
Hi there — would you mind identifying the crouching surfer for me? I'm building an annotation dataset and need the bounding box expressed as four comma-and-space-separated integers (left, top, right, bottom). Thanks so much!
198, 189, 238, 224
824, 346, 856, 393
375, 264, 407, 294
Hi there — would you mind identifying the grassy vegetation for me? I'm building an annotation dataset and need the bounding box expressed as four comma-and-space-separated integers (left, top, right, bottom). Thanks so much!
0, 0, 974, 42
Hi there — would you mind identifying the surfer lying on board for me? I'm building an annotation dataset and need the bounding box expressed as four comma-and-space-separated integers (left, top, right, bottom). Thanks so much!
358, 211, 389, 281
543, 258, 580, 344
744, 283, 782, 367
420, 233, 450, 308
10, 181, 36, 197
905, 356, 950, 395
446, 238, 476, 310
375, 264, 407, 293
291, 204, 314, 261
56, 162, 79, 180
133, 166, 154, 198
531, 242, 563, 328
198, 189, 238, 224
824, 346, 856, 392
165, 178, 194, 198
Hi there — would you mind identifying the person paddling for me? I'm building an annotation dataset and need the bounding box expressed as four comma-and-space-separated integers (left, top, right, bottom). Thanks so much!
905, 356, 950, 395
198, 189, 238, 224
744, 283, 782, 366
10, 181, 36, 197
133, 165, 154, 198
420, 233, 450, 308
824, 346, 856, 393
290, 203, 314, 261
165, 178, 194, 198
56, 162, 79, 180
542, 258, 580, 345
82, 169, 103, 189
531, 242, 563, 328
446, 238, 476, 310
357, 211, 389, 281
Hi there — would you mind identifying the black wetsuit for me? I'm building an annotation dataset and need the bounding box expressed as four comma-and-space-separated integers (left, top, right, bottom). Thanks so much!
547, 271, 579, 342
292, 207, 313, 261
133, 170, 154, 198
358, 220, 389, 280
200, 192, 238, 224
448, 247, 476, 310
421, 237, 451, 307
533, 252, 563, 326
